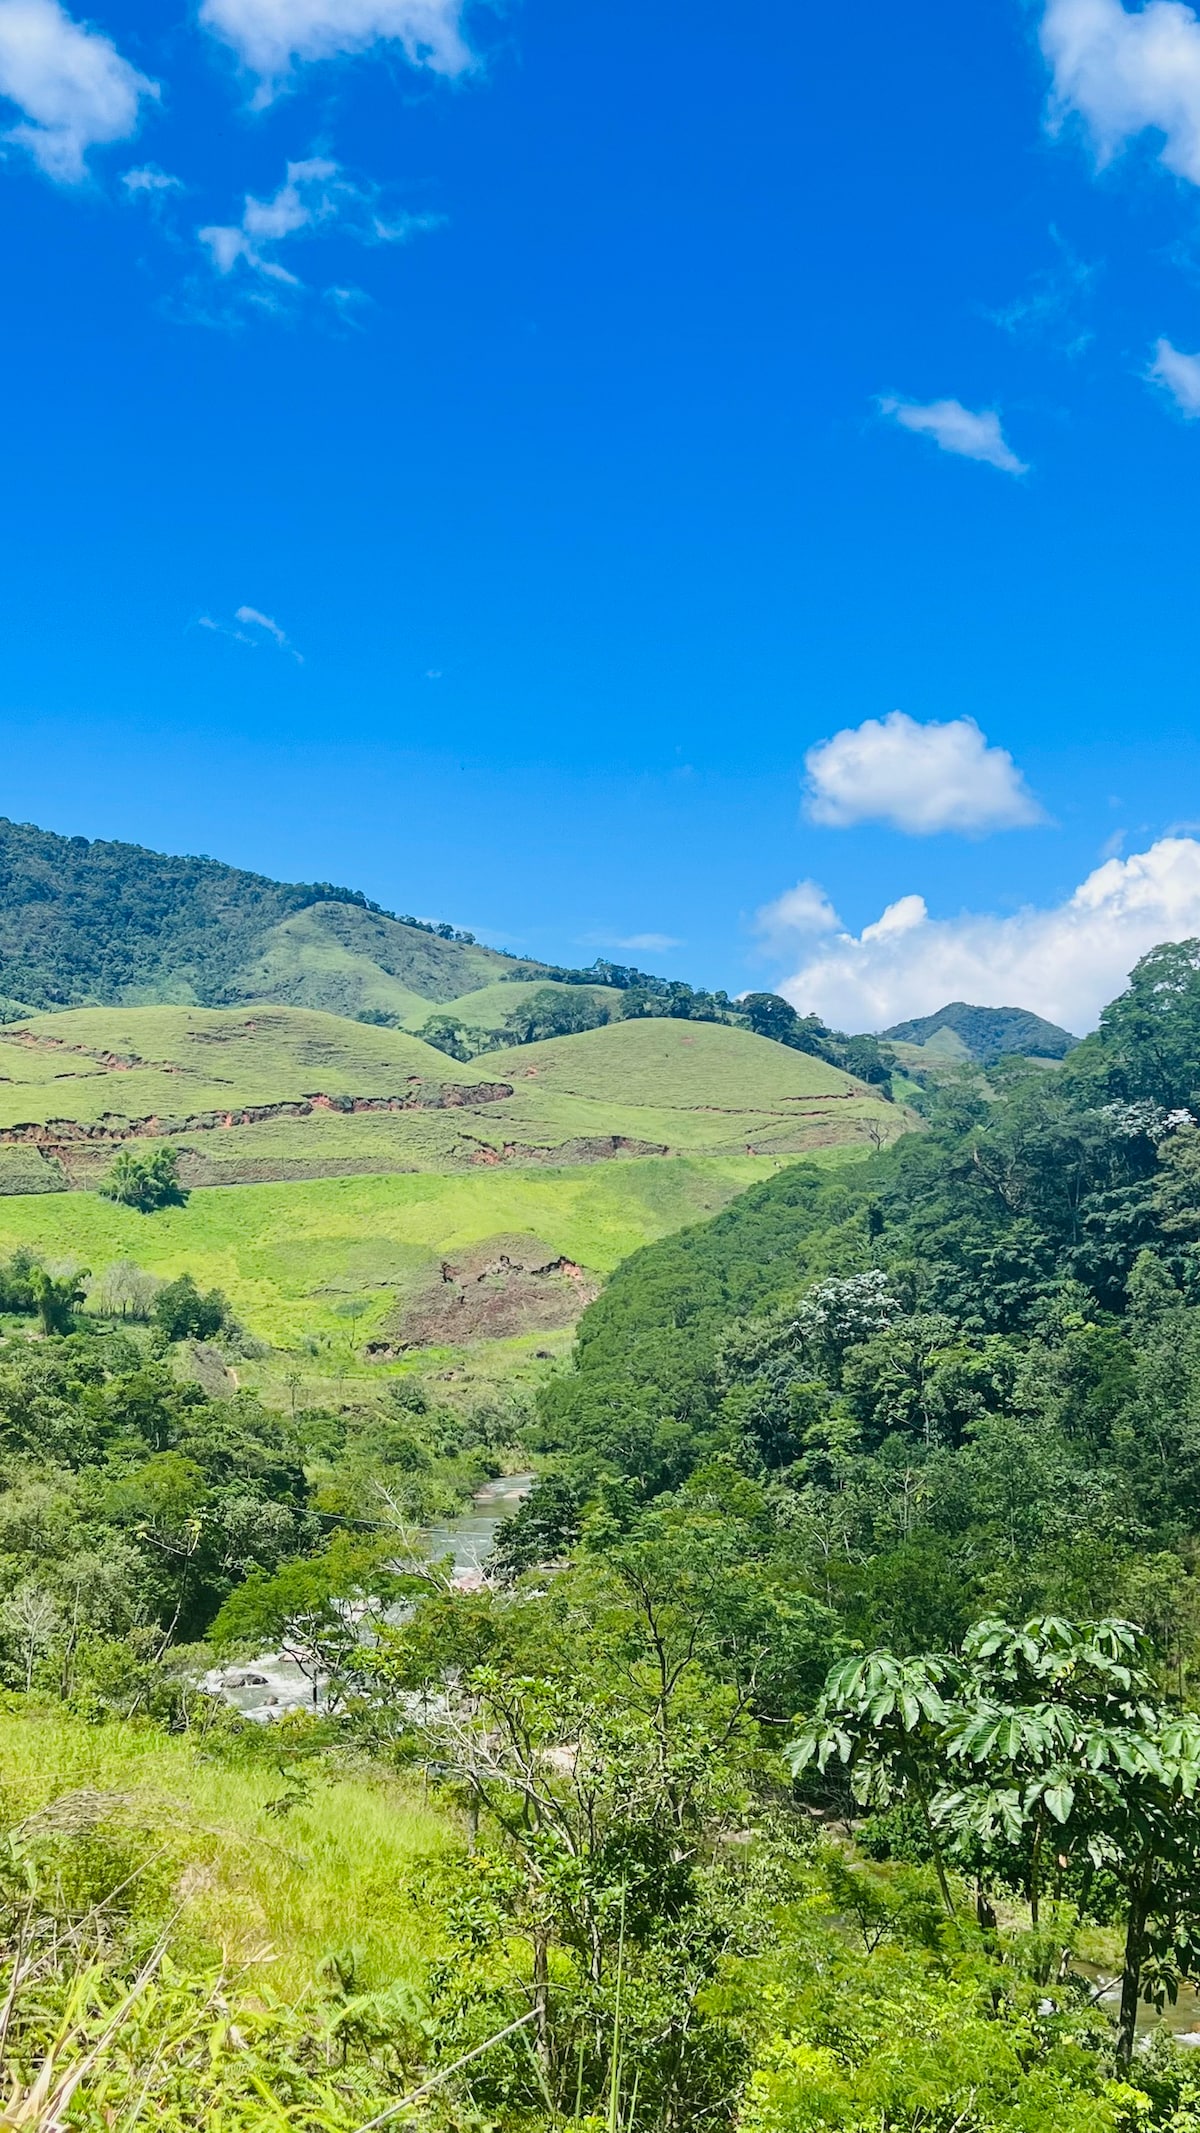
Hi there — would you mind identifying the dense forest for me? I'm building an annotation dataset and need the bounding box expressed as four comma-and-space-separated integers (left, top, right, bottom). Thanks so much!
3, 942, 1200, 2129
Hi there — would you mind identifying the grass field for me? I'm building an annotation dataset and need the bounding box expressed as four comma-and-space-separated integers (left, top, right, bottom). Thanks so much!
400, 977, 625, 1031
0, 1156, 779, 1345
0, 1005, 478, 1129
0, 1010, 910, 1369
0, 1009, 907, 1179
0, 1702, 451, 1997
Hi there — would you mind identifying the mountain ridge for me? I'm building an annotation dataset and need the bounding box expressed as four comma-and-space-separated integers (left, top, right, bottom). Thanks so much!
0, 817, 545, 1016
880, 999, 1077, 1063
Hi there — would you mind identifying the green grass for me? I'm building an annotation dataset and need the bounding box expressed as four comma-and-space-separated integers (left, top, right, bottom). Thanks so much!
401, 978, 624, 1031
0, 1008, 909, 1182
0, 1701, 451, 1997
0, 1157, 779, 1344
0, 1005, 486, 1128
497, 1016, 872, 1104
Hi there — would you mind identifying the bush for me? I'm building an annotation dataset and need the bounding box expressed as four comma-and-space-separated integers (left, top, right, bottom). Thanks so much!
153, 1273, 233, 1344
98, 1144, 188, 1213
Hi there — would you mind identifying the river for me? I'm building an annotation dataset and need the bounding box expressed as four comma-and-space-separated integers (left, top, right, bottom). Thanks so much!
204, 1470, 535, 1722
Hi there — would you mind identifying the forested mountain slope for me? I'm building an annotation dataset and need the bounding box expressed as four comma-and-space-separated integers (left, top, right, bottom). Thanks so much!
881, 999, 1077, 1061
0, 817, 539, 1014
538, 938, 1200, 1641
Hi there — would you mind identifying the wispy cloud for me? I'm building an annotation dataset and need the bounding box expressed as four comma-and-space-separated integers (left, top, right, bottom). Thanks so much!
0, 0, 156, 182
879, 396, 1028, 474
198, 0, 472, 104
802, 711, 1047, 836
198, 606, 302, 660
198, 156, 444, 296
987, 227, 1098, 355
583, 931, 683, 955
1041, 0, 1200, 187
122, 163, 182, 195
1148, 336, 1200, 416
773, 837, 1200, 1035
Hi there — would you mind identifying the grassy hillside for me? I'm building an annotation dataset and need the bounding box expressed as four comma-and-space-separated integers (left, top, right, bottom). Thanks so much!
0, 1703, 449, 1999
0, 1005, 485, 1129
224, 902, 538, 1020
0, 1156, 776, 1347
0, 1007, 908, 1366
0, 1008, 907, 1182
403, 976, 624, 1032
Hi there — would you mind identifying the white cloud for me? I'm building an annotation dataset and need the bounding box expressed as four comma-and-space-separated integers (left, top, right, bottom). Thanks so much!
198, 0, 471, 102
803, 711, 1047, 835
1041, 0, 1200, 186
880, 396, 1028, 474
583, 931, 683, 954
0, 0, 155, 182
122, 162, 180, 194
199, 155, 442, 290
775, 836, 1200, 1034
199, 606, 301, 658
753, 880, 841, 951
1148, 336, 1200, 415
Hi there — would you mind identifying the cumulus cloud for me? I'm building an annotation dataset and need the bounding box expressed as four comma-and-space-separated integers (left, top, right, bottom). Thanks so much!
803, 711, 1047, 836
1041, 0, 1200, 186
880, 396, 1028, 474
199, 155, 442, 290
1148, 336, 1200, 415
775, 836, 1200, 1034
0, 0, 155, 182
198, 0, 471, 102
753, 881, 841, 951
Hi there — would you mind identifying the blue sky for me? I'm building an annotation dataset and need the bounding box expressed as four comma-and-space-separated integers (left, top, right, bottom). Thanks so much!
2, 0, 1200, 1029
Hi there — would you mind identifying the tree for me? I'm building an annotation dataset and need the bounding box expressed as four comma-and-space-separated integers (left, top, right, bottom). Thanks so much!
153, 1273, 231, 1343
98, 1143, 188, 1213
211, 1534, 411, 1705
29, 1264, 88, 1335
90, 1258, 159, 1321
0, 1579, 63, 1690
500, 987, 611, 1046
746, 1006, 822, 1057
789, 1614, 1200, 2069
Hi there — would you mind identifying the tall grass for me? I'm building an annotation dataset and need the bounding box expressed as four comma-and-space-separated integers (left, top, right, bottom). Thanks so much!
0, 1703, 451, 1999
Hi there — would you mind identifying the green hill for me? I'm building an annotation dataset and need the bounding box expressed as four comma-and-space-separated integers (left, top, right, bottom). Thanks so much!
0, 817, 543, 1016
0, 1008, 908, 1363
0, 1006, 905, 1187
880, 1000, 1077, 1063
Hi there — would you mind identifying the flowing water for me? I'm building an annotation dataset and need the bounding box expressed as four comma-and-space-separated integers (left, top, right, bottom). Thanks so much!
205, 1471, 535, 1722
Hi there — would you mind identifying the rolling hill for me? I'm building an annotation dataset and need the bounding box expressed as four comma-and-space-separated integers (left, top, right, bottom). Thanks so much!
0, 816, 920, 1376
0, 1006, 909, 1359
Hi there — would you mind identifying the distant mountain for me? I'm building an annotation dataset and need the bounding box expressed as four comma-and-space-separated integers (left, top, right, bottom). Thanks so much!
880, 1001, 1078, 1064
0, 818, 545, 1018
